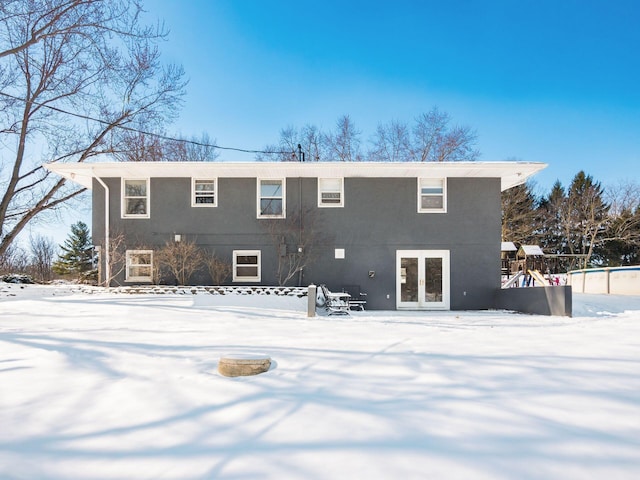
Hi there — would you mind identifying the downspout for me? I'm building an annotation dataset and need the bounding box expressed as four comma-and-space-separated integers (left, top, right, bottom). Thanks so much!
298, 176, 303, 286
297, 143, 304, 286
94, 173, 110, 286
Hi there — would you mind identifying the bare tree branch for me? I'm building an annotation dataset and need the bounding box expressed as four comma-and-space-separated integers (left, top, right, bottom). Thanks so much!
0, 0, 185, 257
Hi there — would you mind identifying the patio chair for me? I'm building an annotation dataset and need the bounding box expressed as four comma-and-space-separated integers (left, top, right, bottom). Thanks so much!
341, 285, 367, 311
318, 284, 350, 315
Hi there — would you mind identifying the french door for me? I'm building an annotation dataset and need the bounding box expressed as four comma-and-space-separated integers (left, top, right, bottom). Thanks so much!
397, 250, 450, 310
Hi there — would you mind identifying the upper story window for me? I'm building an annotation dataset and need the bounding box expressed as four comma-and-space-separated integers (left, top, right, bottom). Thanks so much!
125, 250, 153, 282
418, 178, 446, 213
318, 177, 344, 207
192, 178, 217, 207
257, 178, 285, 218
233, 250, 261, 282
122, 179, 149, 218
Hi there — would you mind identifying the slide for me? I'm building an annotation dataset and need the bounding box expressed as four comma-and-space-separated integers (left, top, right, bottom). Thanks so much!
528, 269, 549, 286
501, 271, 523, 288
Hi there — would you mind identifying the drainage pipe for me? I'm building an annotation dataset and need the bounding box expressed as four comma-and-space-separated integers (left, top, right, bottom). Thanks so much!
94, 174, 110, 286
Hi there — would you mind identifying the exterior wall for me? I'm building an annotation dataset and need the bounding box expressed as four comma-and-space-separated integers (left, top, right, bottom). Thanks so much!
93, 175, 501, 310
494, 285, 572, 317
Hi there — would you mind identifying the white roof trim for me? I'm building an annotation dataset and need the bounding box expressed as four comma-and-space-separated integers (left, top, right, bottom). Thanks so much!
44, 161, 546, 191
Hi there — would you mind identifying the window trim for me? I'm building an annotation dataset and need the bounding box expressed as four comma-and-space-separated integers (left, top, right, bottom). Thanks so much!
191, 177, 217, 207
125, 250, 153, 282
233, 250, 261, 282
122, 178, 150, 218
417, 178, 447, 213
318, 177, 344, 208
257, 178, 286, 218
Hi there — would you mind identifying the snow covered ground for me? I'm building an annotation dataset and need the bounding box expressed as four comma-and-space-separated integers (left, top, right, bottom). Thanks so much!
1, 284, 640, 480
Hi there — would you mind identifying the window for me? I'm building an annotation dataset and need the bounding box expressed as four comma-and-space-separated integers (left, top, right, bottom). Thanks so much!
126, 250, 153, 282
122, 179, 149, 218
318, 178, 344, 207
257, 178, 285, 218
418, 178, 446, 213
192, 178, 217, 207
233, 250, 261, 282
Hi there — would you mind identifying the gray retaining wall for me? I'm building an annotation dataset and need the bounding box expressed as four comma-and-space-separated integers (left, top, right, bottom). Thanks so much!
494, 286, 572, 316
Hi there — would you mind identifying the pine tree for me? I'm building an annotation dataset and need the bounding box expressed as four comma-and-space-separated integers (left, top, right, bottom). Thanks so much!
52, 221, 94, 277
538, 181, 567, 254
565, 171, 609, 268
501, 182, 538, 244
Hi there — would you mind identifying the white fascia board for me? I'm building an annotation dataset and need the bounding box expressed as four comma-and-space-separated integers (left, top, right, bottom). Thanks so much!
44, 161, 547, 191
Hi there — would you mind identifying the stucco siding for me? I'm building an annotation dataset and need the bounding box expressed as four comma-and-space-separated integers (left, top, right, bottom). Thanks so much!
93, 175, 501, 310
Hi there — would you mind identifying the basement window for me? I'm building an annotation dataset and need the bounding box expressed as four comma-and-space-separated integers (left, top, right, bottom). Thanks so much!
125, 250, 153, 282
233, 250, 261, 282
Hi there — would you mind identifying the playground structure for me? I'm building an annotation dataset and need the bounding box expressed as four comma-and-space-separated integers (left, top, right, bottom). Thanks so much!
498, 242, 574, 315
501, 244, 555, 288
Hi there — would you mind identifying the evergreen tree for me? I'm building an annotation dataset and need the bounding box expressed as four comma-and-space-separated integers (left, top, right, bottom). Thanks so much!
52, 222, 94, 277
538, 181, 567, 252
501, 182, 539, 244
565, 171, 609, 268
597, 205, 640, 266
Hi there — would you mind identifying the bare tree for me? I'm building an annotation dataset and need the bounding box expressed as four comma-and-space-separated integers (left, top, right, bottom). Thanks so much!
262, 208, 322, 286
113, 131, 166, 163
256, 124, 324, 162
156, 238, 205, 286
0, 243, 29, 274
300, 124, 324, 162
94, 229, 128, 286
605, 180, 640, 217
0, 1, 152, 60
599, 180, 640, 265
205, 255, 232, 285
323, 115, 362, 162
29, 234, 56, 282
258, 108, 478, 163
368, 120, 412, 162
163, 132, 220, 162
0, 0, 186, 258
412, 107, 479, 162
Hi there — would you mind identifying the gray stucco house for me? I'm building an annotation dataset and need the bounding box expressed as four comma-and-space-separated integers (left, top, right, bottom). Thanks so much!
46, 161, 545, 310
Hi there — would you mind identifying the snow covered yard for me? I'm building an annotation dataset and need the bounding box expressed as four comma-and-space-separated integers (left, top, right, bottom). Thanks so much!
1, 285, 640, 480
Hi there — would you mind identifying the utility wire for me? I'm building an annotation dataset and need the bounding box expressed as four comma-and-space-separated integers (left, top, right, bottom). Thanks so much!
0, 91, 292, 156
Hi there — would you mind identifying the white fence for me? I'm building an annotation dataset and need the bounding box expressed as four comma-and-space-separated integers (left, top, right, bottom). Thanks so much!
567, 266, 640, 295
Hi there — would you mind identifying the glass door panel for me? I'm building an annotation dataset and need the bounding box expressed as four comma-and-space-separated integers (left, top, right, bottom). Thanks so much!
400, 257, 418, 302
424, 257, 443, 303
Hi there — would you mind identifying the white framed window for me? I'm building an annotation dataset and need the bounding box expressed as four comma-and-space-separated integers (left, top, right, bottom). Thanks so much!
318, 177, 344, 207
122, 178, 149, 218
233, 250, 261, 282
418, 178, 447, 213
257, 178, 285, 218
125, 250, 153, 282
192, 178, 217, 207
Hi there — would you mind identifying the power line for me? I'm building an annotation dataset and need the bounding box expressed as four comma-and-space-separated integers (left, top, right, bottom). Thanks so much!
0, 91, 291, 156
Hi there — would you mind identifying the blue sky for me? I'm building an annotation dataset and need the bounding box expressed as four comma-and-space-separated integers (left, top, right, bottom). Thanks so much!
145, 0, 639, 192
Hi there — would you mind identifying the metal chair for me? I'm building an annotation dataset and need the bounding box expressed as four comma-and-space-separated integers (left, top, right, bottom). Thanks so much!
318, 284, 351, 315
342, 285, 367, 311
